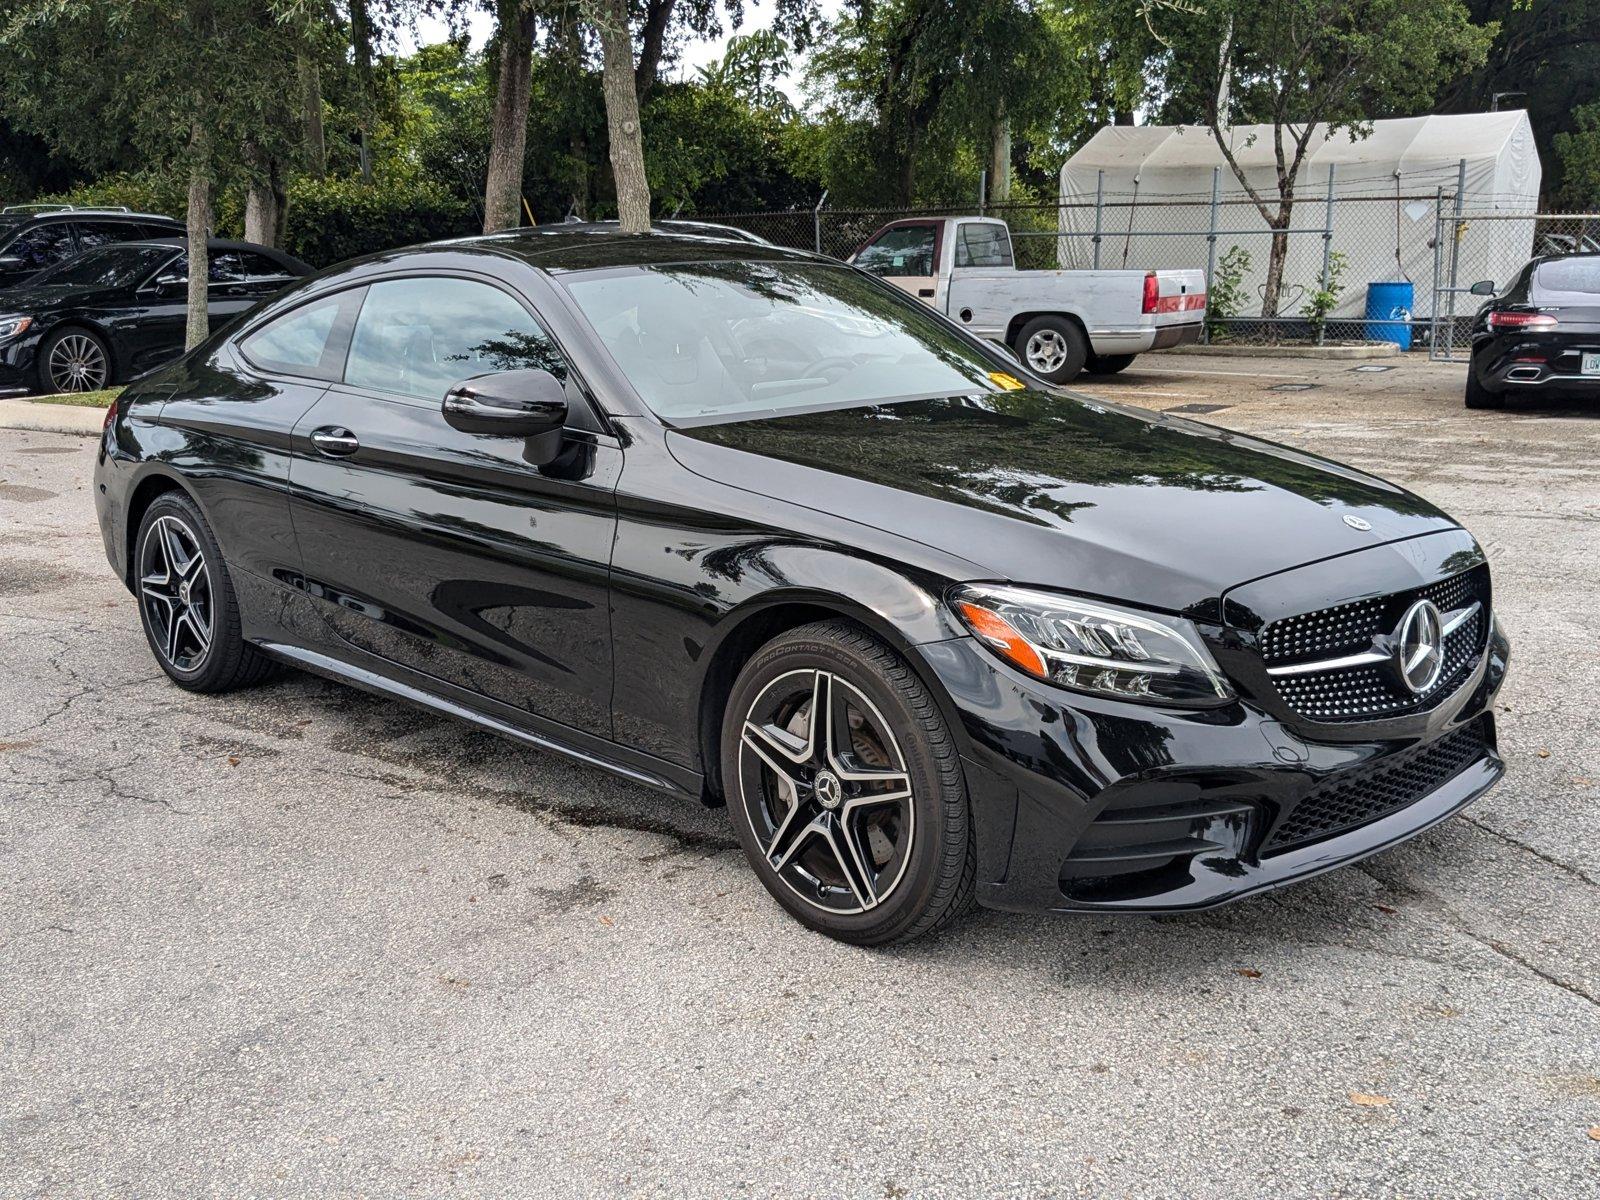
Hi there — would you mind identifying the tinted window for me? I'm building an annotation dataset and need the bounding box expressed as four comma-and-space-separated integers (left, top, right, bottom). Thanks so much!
75, 220, 143, 251
240, 291, 357, 379
955, 222, 1013, 268
854, 225, 936, 277
237, 252, 294, 281
563, 261, 1015, 423
1533, 258, 1600, 304
27, 244, 175, 289
343, 277, 567, 402
3, 222, 77, 270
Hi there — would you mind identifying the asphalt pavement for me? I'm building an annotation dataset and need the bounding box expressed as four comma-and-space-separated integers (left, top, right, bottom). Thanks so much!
2, 353, 1596, 1198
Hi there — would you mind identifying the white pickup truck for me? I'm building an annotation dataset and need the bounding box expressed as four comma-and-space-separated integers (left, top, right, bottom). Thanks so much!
849, 216, 1206, 384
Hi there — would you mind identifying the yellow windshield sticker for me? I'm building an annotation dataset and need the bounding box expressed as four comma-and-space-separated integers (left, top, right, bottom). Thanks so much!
988, 371, 1026, 391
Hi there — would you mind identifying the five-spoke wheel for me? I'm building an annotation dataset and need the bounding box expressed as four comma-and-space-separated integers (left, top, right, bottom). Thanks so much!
723, 621, 974, 945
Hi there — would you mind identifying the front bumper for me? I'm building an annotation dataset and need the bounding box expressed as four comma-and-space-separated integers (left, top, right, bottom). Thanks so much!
919, 620, 1509, 915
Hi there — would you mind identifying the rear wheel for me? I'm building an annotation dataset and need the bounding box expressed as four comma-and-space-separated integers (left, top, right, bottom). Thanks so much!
1085, 353, 1137, 376
1013, 315, 1089, 384
721, 621, 974, 946
38, 327, 111, 394
1464, 369, 1505, 409
134, 492, 280, 692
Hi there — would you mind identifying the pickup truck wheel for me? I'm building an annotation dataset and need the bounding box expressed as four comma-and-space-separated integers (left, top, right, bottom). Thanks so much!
1085, 353, 1136, 376
1015, 316, 1089, 384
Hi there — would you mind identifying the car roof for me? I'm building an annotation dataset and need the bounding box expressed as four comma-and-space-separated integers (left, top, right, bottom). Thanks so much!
443, 225, 823, 273
1, 208, 182, 224
117, 237, 313, 273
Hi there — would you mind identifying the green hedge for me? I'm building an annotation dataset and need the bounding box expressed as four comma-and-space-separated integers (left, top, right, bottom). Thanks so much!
42, 172, 479, 268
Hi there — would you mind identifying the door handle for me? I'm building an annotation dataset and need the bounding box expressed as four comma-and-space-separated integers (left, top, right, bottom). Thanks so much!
917, 288, 935, 297
310, 426, 359, 457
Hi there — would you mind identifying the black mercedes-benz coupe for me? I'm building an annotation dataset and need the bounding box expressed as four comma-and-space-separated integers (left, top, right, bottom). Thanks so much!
93, 228, 1510, 945
0, 238, 310, 394
1465, 252, 1600, 408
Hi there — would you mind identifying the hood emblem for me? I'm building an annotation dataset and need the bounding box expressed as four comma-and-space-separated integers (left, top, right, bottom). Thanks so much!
1343, 514, 1373, 531
1395, 599, 1446, 694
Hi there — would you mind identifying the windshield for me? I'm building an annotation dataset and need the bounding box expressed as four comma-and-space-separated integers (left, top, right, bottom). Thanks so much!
27, 243, 175, 289
1533, 256, 1600, 304
560, 261, 1024, 424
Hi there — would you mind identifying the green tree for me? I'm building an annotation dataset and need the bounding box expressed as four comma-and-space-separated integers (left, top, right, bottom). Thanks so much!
1155, 0, 1493, 316
1553, 102, 1600, 208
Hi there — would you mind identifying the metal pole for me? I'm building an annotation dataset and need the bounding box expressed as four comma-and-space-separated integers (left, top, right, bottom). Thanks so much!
1317, 162, 1336, 346
1092, 169, 1105, 270
1203, 166, 1221, 345
813, 190, 828, 255
978, 170, 987, 216
1445, 158, 1468, 360
1429, 186, 1444, 361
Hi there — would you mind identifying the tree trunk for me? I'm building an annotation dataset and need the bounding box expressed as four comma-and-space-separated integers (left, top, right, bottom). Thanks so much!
594, 0, 651, 232
988, 108, 1011, 204
299, 55, 326, 179
483, 3, 535, 233
185, 127, 213, 351
350, 0, 375, 182
1261, 212, 1292, 319
633, 0, 676, 102
243, 144, 279, 247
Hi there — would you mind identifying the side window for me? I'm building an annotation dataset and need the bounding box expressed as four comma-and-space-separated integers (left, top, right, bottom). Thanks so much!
76, 220, 140, 251
343, 276, 569, 402
854, 225, 937, 277
4, 222, 77, 270
237, 252, 293, 282
239, 290, 361, 380
208, 252, 245, 284
955, 223, 1012, 268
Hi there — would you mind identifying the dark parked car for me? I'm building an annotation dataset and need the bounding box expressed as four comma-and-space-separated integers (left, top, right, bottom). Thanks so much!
1465, 252, 1600, 408
0, 204, 184, 289
94, 229, 1509, 945
0, 237, 310, 394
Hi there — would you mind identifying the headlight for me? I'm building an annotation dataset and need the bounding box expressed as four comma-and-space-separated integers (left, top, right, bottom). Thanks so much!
950, 584, 1234, 705
0, 315, 33, 341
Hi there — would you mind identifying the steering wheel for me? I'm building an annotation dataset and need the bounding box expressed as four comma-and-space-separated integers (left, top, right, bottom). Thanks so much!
800, 355, 860, 383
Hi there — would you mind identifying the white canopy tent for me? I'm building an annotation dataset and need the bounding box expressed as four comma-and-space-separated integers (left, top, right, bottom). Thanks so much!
1057, 113, 1541, 319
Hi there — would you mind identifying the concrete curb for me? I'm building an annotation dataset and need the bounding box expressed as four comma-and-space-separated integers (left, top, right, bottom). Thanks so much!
0, 397, 105, 436
1164, 342, 1402, 360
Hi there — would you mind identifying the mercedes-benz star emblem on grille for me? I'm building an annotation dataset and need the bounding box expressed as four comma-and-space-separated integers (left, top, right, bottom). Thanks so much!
1395, 599, 1446, 694
1343, 514, 1373, 531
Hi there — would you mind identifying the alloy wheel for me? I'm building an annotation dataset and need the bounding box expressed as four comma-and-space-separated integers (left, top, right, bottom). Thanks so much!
737, 669, 916, 914
1025, 329, 1068, 374
48, 333, 108, 393
139, 515, 214, 672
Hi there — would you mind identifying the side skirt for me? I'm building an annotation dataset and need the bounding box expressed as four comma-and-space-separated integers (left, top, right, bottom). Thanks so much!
257, 640, 702, 799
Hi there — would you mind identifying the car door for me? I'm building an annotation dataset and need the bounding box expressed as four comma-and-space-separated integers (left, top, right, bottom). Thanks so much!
287, 272, 621, 737
852, 221, 942, 303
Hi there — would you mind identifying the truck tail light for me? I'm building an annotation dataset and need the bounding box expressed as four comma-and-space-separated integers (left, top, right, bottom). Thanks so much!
1142, 272, 1159, 314
1487, 311, 1557, 332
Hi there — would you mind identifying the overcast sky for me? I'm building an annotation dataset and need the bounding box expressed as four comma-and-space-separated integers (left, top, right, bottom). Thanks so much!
402, 1, 842, 103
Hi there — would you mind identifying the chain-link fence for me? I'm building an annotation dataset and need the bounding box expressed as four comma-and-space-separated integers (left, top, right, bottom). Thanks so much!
697, 176, 1600, 353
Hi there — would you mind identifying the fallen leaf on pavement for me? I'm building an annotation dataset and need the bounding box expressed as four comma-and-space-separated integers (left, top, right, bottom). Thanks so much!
1589, 1126, 1600, 1142
1349, 1092, 1391, 1107
1235, 967, 1262, 978
1374, 903, 1398, 915
1537, 748, 1551, 758
599, 915, 615, 927
226, 755, 241, 767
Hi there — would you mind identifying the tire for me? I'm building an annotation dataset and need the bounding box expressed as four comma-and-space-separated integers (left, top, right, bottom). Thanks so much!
721, 620, 975, 946
133, 491, 281, 693
1464, 369, 1505, 409
37, 326, 112, 394
1085, 353, 1136, 376
1013, 315, 1089, 384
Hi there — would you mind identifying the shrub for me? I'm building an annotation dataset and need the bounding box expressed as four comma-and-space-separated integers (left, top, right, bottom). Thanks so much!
1206, 245, 1252, 340
1300, 250, 1349, 341
282, 176, 477, 267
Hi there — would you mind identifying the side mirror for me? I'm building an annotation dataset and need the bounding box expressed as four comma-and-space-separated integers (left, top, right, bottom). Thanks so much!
1469, 280, 1497, 297
442, 368, 568, 446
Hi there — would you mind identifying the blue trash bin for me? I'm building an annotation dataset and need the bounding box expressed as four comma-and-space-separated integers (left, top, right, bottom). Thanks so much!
1365, 281, 1414, 350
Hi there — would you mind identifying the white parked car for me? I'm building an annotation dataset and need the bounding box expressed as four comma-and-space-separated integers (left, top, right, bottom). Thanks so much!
850, 216, 1206, 383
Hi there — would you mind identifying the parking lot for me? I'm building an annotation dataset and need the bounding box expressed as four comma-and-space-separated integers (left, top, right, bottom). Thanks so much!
2, 351, 1597, 1198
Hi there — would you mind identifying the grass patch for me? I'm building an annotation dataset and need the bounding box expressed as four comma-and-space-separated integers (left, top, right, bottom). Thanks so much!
28, 386, 122, 408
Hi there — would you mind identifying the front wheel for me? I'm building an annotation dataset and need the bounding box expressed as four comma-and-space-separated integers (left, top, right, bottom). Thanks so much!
38, 326, 112, 394
1013, 315, 1089, 384
721, 621, 975, 946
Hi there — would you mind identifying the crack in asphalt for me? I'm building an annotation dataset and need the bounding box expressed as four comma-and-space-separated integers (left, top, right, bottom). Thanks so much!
1460, 814, 1600, 890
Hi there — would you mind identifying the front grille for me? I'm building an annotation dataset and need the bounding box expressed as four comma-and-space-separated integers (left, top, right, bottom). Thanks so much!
1263, 719, 1488, 853
1261, 566, 1490, 722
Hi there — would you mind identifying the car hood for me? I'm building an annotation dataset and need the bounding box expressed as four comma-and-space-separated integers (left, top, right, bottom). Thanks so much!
665, 391, 1459, 619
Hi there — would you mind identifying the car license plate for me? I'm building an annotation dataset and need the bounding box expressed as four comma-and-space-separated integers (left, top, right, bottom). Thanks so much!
1584, 352, 1600, 376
